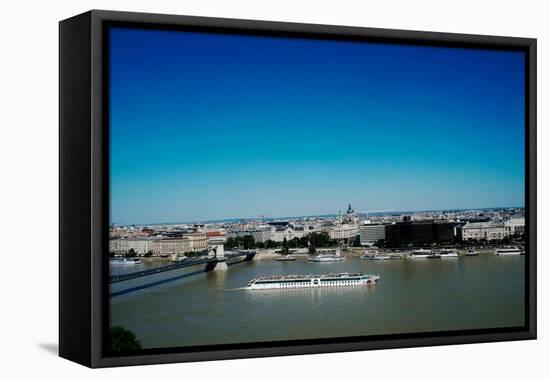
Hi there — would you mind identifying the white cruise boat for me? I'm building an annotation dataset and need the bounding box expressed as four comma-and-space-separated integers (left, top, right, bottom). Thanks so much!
438, 249, 459, 258
361, 253, 401, 261
408, 249, 435, 259
495, 247, 524, 255
308, 254, 345, 262
171, 254, 188, 262
276, 255, 296, 261
246, 272, 379, 290
109, 257, 142, 265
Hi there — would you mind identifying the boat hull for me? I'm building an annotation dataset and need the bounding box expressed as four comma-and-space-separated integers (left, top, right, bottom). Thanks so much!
247, 273, 379, 290
308, 257, 345, 262
109, 258, 142, 265
362, 255, 400, 260
276, 257, 296, 261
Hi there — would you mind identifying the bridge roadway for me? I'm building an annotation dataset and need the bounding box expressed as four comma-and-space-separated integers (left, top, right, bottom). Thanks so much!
109, 251, 256, 297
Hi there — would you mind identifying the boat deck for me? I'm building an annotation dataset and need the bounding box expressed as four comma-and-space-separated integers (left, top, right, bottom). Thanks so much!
253, 272, 366, 282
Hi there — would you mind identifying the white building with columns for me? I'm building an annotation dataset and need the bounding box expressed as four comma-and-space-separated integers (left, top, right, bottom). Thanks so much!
329, 204, 359, 242
505, 215, 525, 235
109, 238, 154, 255
460, 222, 509, 241
150, 232, 208, 256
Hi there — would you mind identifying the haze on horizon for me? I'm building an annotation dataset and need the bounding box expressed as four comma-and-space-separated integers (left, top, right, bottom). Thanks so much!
113, 205, 525, 227
109, 28, 525, 226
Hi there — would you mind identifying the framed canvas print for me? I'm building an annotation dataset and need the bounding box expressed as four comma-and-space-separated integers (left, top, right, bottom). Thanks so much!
59, 10, 537, 368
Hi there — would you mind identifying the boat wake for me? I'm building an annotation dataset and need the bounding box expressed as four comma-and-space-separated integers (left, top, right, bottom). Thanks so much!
224, 287, 249, 291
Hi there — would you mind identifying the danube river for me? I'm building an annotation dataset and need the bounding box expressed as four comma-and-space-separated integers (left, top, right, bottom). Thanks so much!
110, 254, 525, 349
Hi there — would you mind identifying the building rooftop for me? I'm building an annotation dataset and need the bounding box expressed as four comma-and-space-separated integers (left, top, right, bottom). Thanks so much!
462, 221, 506, 229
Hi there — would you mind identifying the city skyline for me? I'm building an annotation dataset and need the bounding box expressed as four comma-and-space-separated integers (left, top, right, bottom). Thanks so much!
111, 205, 524, 227
110, 27, 525, 225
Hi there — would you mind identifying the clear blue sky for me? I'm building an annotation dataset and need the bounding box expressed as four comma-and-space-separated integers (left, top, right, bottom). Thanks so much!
109, 27, 525, 225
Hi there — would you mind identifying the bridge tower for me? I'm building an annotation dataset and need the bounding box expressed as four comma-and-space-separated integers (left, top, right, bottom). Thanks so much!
208, 240, 228, 271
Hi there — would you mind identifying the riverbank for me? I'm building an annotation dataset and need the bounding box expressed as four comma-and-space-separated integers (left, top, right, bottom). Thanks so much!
253, 244, 525, 260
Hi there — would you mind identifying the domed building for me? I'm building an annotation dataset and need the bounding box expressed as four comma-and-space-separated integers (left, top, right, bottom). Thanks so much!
345, 203, 357, 224
330, 204, 359, 244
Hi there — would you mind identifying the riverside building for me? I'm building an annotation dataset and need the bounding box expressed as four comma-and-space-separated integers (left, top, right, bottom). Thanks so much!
269, 222, 297, 242
460, 221, 510, 241
359, 223, 386, 245
109, 238, 154, 255
329, 204, 359, 243
505, 215, 525, 236
150, 232, 208, 256
385, 217, 456, 245
227, 226, 273, 243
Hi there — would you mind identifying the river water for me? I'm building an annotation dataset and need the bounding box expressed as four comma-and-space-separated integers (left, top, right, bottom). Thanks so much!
110, 254, 525, 349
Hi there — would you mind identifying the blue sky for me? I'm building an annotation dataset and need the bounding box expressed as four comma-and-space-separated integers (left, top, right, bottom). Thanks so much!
109, 27, 525, 225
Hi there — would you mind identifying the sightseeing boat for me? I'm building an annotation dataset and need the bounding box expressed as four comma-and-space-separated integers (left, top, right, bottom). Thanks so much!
308, 249, 344, 262
109, 257, 142, 265
407, 249, 435, 259
426, 253, 441, 259
276, 255, 297, 261
495, 247, 524, 256
308, 254, 345, 262
246, 272, 380, 290
438, 249, 459, 258
171, 254, 188, 262
361, 253, 401, 261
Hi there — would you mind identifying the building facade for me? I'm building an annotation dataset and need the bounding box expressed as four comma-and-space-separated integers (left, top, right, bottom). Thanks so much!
109, 238, 154, 255
329, 204, 359, 242
460, 222, 510, 241
505, 216, 525, 235
329, 223, 359, 240
359, 223, 386, 245
227, 227, 273, 243
253, 227, 274, 243
385, 219, 456, 244
150, 232, 208, 256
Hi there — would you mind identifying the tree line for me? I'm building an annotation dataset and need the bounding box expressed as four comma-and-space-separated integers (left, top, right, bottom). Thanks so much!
224, 231, 338, 254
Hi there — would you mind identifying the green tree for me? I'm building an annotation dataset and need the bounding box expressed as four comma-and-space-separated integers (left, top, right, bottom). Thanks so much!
309, 231, 334, 248
235, 236, 244, 248
126, 248, 136, 257
109, 326, 141, 353
281, 237, 289, 255
225, 237, 236, 250
266, 240, 278, 249
242, 235, 256, 250
374, 239, 385, 248
298, 236, 309, 248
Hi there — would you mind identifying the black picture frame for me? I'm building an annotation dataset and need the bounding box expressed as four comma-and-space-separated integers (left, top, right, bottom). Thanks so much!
59, 9, 537, 368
